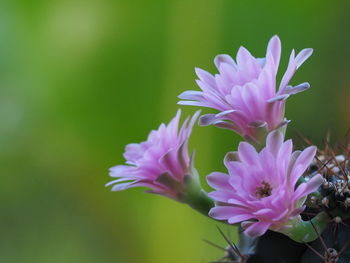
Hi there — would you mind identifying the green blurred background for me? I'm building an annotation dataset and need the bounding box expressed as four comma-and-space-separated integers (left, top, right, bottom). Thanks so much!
1, 0, 350, 262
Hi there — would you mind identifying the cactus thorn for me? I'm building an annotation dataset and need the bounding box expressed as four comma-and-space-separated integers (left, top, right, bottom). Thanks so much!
333, 216, 342, 224
322, 197, 329, 208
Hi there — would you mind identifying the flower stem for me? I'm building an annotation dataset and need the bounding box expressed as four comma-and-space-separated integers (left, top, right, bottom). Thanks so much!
182, 173, 215, 216
185, 189, 215, 216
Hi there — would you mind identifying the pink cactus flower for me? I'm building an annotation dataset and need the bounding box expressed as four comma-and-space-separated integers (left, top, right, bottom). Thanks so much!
207, 131, 323, 237
178, 35, 313, 143
106, 110, 200, 200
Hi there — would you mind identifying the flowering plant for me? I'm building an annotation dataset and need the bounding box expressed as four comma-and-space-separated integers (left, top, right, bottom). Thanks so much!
178, 36, 312, 144
107, 36, 350, 262
107, 110, 200, 200
207, 131, 323, 238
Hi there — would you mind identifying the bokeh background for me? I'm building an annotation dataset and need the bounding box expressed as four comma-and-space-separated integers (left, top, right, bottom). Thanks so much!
1, 0, 350, 262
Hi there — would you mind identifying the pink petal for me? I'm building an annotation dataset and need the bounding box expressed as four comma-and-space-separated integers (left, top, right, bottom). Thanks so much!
267, 94, 289, 103
195, 79, 219, 96
278, 139, 293, 162
109, 165, 136, 177
236, 46, 256, 67
284, 82, 310, 95
238, 142, 259, 165
278, 49, 296, 92
290, 207, 305, 218
244, 221, 271, 237
209, 206, 247, 220
195, 67, 216, 87
179, 110, 200, 140
293, 174, 323, 202
290, 146, 317, 187
266, 35, 281, 70
224, 151, 240, 167
105, 178, 133, 187
253, 208, 274, 217
228, 214, 253, 224
177, 100, 211, 108
295, 48, 313, 69
108, 178, 162, 192
199, 110, 235, 126
208, 191, 234, 203
228, 198, 248, 206
272, 208, 289, 222
219, 62, 237, 83
287, 150, 301, 177
206, 172, 230, 189
266, 130, 284, 157
178, 90, 204, 101
199, 114, 217, 126
214, 54, 237, 69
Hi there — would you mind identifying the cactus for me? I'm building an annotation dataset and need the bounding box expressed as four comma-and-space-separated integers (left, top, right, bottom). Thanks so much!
107, 36, 350, 263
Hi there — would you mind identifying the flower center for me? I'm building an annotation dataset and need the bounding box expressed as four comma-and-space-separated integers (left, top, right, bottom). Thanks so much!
256, 181, 272, 198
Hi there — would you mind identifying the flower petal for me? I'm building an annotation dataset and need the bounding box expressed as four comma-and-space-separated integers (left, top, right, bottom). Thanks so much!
279, 49, 296, 92
228, 214, 253, 224
214, 54, 237, 69
266, 130, 284, 157
195, 67, 216, 87
290, 146, 317, 186
284, 82, 310, 95
266, 35, 281, 70
238, 142, 259, 165
209, 206, 247, 220
244, 221, 271, 237
206, 172, 230, 190
293, 174, 323, 202
178, 90, 204, 101
295, 48, 313, 69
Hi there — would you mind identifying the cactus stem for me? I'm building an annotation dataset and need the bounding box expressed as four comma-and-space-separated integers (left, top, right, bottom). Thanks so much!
277, 212, 330, 243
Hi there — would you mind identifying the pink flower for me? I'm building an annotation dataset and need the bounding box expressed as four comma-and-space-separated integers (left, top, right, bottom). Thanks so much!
106, 110, 200, 200
178, 35, 313, 143
207, 131, 323, 237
